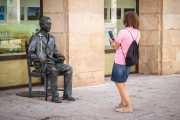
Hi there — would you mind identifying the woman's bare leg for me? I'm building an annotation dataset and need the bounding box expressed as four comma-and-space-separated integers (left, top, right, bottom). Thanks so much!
116, 82, 132, 108
115, 83, 126, 107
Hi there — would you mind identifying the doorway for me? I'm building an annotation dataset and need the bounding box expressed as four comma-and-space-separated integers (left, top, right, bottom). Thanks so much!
104, 0, 139, 77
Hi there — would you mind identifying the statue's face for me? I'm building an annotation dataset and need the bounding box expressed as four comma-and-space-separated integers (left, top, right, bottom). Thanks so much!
41, 19, 51, 32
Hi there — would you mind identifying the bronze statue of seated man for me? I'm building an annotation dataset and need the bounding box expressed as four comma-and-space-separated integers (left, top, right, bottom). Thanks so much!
28, 16, 75, 103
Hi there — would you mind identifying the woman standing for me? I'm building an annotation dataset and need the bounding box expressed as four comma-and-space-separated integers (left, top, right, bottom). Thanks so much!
109, 11, 140, 113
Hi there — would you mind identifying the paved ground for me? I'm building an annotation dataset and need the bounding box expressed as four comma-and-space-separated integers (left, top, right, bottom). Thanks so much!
0, 74, 180, 120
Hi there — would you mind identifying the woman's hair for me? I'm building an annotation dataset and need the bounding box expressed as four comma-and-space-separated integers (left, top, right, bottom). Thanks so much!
123, 11, 139, 29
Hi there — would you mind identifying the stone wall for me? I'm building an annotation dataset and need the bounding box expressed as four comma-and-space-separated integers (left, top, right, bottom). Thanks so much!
139, 0, 162, 75
162, 0, 180, 75
43, 0, 104, 87
139, 0, 180, 75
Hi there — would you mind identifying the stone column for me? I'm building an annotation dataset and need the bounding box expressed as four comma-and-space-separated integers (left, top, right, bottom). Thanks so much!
139, 0, 162, 75
139, 0, 180, 75
68, 0, 104, 87
162, 0, 180, 75
43, 0, 104, 87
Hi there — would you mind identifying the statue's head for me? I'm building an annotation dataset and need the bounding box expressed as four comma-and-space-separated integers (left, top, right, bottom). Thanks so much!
39, 16, 51, 32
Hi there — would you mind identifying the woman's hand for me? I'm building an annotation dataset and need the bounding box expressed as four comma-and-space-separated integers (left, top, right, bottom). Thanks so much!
109, 36, 115, 43
109, 37, 113, 42
109, 36, 120, 50
112, 36, 116, 41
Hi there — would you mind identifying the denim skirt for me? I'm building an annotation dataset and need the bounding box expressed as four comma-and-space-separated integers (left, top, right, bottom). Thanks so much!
111, 63, 132, 83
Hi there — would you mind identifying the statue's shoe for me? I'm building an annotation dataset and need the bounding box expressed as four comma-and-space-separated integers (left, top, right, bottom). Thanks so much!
63, 96, 76, 101
67, 96, 76, 101
53, 99, 62, 103
52, 98, 62, 103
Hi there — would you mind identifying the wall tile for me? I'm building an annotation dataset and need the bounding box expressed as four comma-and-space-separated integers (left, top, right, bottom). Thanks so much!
73, 70, 104, 87
162, 65, 171, 75
69, 53, 86, 73
146, 46, 158, 62
177, 46, 180, 61
139, 46, 146, 62
163, 30, 172, 47
43, 0, 64, 13
162, 47, 176, 62
139, 30, 159, 46
171, 62, 180, 74
45, 14, 64, 33
90, 0, 104, 14
139, 0, 160, 14
50, 33, 65, 55
69, 33, 90, 46
163, 0, 180, 14
84, 53, 104, 72
169, 30, 180, 46
89, 32, 104, 53
139, 62, 159, 75
69, 0, 90, 13
69, 13, 85, 33
139, 14, 160, 31
163, 14, 180, 30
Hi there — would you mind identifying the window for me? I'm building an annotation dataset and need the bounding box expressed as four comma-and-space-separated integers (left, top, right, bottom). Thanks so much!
104, 0, 136, 50
104, 0, 117, 50
0, 0, 40, 55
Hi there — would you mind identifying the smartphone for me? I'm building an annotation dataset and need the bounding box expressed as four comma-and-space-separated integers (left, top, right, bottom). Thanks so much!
108, 31, 114, 40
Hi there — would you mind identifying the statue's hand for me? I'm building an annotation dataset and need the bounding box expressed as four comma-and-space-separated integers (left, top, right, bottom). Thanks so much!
57, 56, 65, 64
40, 58, 46, 64
58, 56, 65, 61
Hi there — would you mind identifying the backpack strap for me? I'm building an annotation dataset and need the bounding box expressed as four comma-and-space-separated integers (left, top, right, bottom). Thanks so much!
135, 30, 140, 40
126, 29, 139, 41
126, 29, 134, 40
120, 29, 139, 60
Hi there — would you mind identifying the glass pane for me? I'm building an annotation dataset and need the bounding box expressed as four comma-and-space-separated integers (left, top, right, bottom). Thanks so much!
116, 0, 136, 35
104, 0, 117, 50
104, 0, 137, 75
0, 0, 40, 55
104, 0, 136, 50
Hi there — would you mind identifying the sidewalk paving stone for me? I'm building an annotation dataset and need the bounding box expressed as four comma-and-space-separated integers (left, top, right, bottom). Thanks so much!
0, 74, 180, 120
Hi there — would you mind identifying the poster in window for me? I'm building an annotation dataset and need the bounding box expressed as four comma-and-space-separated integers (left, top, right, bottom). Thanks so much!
104, 8, 107, 20
0, 24, 40, 54
28, 7, 40, 20
110, 8, 111, 19
20, 7, 24, 20
124, 8, 135, 14
0, 6, 4, 21
117, 8, 121, 19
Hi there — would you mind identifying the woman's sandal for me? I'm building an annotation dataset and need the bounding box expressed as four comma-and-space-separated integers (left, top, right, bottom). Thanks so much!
116, 104, 126, 109
115, 107, 133, 113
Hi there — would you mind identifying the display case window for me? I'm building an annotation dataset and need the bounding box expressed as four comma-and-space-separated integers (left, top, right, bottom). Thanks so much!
0, 0, 40, 55
104, 0, 136, 50
124, 8, 135, 14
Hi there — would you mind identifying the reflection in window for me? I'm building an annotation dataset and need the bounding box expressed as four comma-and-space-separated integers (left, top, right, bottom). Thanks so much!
0, 0, 40, 55
124, 8, 135, 14
104, 0, 117, 50
104, 0, 136, 50
117, 8, 121, 19
104, 8, 107, 20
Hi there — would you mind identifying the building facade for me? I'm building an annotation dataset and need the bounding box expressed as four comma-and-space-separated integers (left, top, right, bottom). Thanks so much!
0, 0, 180, 89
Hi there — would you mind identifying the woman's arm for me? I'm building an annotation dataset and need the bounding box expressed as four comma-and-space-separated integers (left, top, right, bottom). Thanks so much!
109, 36, 121, 50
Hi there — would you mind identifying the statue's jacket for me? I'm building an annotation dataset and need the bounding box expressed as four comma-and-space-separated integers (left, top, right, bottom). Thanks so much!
28, 31, 62, 71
